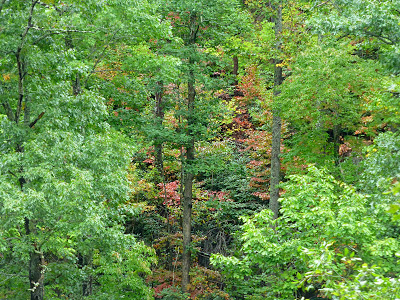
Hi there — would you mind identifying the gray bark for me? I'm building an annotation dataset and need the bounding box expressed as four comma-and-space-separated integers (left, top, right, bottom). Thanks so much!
269, 1, 283, 220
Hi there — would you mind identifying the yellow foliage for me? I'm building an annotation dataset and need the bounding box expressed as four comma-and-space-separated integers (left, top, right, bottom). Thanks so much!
2, 74, 10, 81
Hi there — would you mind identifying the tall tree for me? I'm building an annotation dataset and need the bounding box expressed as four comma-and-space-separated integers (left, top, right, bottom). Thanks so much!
0, 1, 159, 298
158, 0, 250, 292
269, 0, 283, 220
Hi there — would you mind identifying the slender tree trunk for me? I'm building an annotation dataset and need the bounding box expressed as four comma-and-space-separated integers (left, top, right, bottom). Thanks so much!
154, 81, 165, 178
16, 38, 46, 300
25, 216, 44, 300
73, 76, 92, 297
233, 55, 239, 87
78, 253, 93, 297
153, 81, 174, 270
182, 148, 194, 293
269, 1, 283, 220
11, 4, 46, 299
333, 123, 341, 166
181, 12, 199, 293
182, 64, 196, 294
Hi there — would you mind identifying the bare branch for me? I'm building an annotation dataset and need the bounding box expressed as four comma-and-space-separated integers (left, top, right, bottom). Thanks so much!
32, 33, 54, 45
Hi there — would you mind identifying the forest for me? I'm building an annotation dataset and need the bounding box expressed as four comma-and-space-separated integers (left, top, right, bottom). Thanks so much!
1, 0, 400, 299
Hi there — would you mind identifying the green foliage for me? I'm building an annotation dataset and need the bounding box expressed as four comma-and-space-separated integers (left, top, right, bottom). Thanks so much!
357, 131, 400, 242
212, 166, 400, 299
2, 0, 400, 299
279, 44, 385, 169
157, 287, 190, 299
388, 182, 400, 221
158, 0, 250, 45
300, 244, 400, 299
0, 0, 162, 298
90, 239, 156, 299
309, 0, 400, 73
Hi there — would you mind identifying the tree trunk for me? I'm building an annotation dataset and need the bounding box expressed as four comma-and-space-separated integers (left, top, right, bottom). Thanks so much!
154, 81, 165, 179
16, 33, 46, 300
333, 123, 341, 166
68, 35, 93, 295
25, 218, 44, 300
181, 12, 199, 294
181, 148, 194, 293
182, 64, 196, 294
269, 1, 283, 220
233, 55, 239, 87
153, 81, 174, 270
78, 253, 93, 297
29, 246, 44, 300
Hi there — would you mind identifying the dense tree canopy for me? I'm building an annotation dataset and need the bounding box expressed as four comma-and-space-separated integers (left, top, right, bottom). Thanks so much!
1, 0, 399, 299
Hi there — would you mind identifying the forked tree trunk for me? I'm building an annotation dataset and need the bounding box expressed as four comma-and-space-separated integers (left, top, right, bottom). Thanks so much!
269, 1, 283, 220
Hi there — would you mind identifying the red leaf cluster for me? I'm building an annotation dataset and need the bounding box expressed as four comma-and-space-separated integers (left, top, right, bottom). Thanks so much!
158, 181, 181, 206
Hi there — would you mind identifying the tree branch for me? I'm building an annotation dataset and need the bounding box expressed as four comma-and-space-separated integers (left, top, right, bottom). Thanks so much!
315, 0, 332, 7
29, 112, 45, 128
84, 28, 121, 86
336, 33, 350, 41
15, 0, 39, 123
37, 0, 62, 13
30, 26, 96, 34
8, 170, 17, 178
364, 30, 396, 45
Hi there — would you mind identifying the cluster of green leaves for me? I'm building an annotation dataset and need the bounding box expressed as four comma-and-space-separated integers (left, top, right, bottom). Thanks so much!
279, 44, 385, 170
309, 0, 400, 73
212, 166, 400, 299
